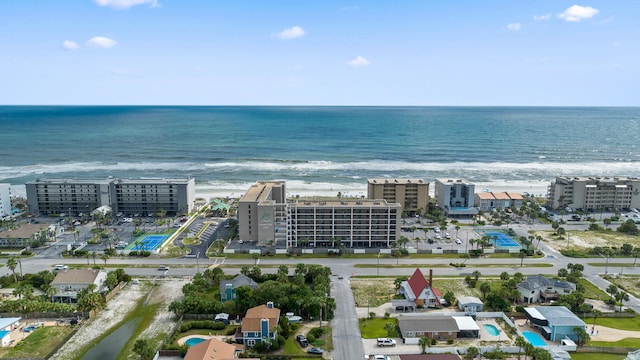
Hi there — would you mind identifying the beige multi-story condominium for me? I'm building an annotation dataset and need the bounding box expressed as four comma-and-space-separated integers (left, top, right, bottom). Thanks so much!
547, 176, 640, 210
434, 178, 478, 217
475, 192, 524, 212
26, 178, 195, 216
0, 183, 11, 218
238, 181, 401, 248
287, 198, 401, 248
367, 178, 429, 216
237, 181, 288, 246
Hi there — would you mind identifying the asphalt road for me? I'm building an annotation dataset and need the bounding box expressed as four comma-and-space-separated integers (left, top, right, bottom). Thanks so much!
330, 276, 365, 360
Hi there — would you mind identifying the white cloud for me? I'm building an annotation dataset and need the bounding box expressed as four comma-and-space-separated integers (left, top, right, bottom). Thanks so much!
507, 23, 522, 32
533, 13, 552, 21
94, 0, 159, 9
62, 40, 79, 50
347, 56, 370, 68
272, 26, 305, 40
341, 6, 359, 11
558, 5, 599, 22
87, 36, 118, 48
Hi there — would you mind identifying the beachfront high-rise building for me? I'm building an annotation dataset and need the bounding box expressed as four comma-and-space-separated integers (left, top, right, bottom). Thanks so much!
0, 183, 11, 218
434, 178, 478, 217
546, 176, 640, 210
237, 181, 288, 247
367, 178, 429, 216
26, 178, 195, 216
238, 181, 401, 248
287, 199, 401, 248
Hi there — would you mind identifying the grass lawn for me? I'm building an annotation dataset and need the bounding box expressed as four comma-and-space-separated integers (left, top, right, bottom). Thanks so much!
282, 336, 307, 356
0, 326, 74, 359
578, 278, 610, 301
354, 263, 552, 268
359, 317, 398, 339
570, 353, 626, 360
590, 337, 640, 348
592, 316, 640, 331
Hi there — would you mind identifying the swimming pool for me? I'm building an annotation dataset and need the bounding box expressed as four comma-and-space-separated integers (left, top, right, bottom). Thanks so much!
185, 337, 206, 346
484, 232, 521, 248
483, 324, 500, 336
522, 331, 547, 347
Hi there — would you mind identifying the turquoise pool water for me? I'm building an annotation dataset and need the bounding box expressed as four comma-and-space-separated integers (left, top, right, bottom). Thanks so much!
522, 331, 547, 347
185, 337, 206, 346
483, 324, 500, 336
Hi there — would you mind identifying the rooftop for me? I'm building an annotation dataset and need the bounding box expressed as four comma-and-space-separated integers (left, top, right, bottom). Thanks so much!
51, 269, 104, 286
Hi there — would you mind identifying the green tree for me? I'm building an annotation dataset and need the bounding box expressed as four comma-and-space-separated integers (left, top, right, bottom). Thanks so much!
418, 336, 430, 353
515, 336, 527, 360
465, 347, 479, 360
472, 270, 481, 282
6, 257, 19, 282
480, 282, 491, 300
615, 291, 629, 312
100, 253, 109, 266
384, 322, 395, 337
77, 291, 105, 312
443, 290, 456, 307
573, 326, 590, 347
133, 338, 155, 360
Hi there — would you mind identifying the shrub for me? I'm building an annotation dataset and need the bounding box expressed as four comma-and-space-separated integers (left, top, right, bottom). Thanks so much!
431, 338, 437, 345
447, 339, 454, 345
21, 250, 33, 256
384, 312, 390, 319
306, 334, 316, 343
308, 327, 325, 338
129, 251, 139, 256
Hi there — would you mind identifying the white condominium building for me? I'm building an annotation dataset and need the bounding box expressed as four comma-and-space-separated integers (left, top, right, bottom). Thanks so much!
0, 183, 11, 218
434, 178, 478, 217
26, 178, 195, 216
547, 176, 640, 210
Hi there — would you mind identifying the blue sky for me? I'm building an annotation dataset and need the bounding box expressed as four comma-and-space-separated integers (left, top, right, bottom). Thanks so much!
0, 0, 638, 105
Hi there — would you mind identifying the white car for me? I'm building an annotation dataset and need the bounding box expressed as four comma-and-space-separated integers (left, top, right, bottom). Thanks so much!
455, 238, 462, 244
445, 232, 451, 239
435, 234, 441, 239
54, 264, 69, 271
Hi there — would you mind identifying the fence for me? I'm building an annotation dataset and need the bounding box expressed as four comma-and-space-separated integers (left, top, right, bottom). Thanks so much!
577, 346, 636, 354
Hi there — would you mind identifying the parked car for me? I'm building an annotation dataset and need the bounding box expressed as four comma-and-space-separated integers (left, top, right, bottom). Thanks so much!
307, 347, 323, 354
455, 238, 462, 245
376, 338, 396, 347
23, 325, 36, 332
296, 334, 309, 347
368, 355, 391, 360
54, 264, 69, 271
445, 232, 451, 239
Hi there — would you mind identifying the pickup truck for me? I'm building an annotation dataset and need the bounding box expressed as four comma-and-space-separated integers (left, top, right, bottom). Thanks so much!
376, 338, 396, 347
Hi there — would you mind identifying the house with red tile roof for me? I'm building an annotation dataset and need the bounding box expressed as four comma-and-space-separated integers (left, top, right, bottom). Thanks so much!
398, 268, 442, 308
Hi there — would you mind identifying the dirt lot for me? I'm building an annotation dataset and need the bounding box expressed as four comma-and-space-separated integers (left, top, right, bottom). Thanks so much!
51, 279, 187, 360
533, 230, 640, 251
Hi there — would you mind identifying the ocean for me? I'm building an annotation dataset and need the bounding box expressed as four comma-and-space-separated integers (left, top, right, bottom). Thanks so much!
1, 106, 639, 199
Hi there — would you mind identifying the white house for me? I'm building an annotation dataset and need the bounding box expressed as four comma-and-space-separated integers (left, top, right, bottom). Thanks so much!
518, 275, 576, 304
50, 269, 107, 303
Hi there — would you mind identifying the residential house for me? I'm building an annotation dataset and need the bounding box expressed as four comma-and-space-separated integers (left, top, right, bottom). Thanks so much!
220, 274, 259, 302
517, 275, 576, 304
398, 268, 441, 308
0, 317, 20, 347
399, 355, 462, 360
457, 296, 483, 315
524, 306, 586, 342
184, 338, 239, 360
397, 314, 479, 342
237, 301, 280, 347
50, 269, 107, 303
475, 192, 524, 212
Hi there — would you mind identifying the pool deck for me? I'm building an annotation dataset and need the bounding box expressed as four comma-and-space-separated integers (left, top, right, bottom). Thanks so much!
514, 319, 551, 346
476, 318, 508, 342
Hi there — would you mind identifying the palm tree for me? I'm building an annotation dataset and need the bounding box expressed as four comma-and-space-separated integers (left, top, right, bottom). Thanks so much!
606, 284, 618, 302
6, 257, 18, 282
418, 336, 430, 354
455, 225, 460, 240
519, 249, 527, 267
472, 270, 481, 282
615, 291, 629, 312
480, 282, 491, 300
91, 251, 97, 265
632, 247, 640, 266
573, 326, 590, 346
592, 309, 602, 331
515, 336, 527, 360
100, 253, 110, 266
384, 322, 395, 337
